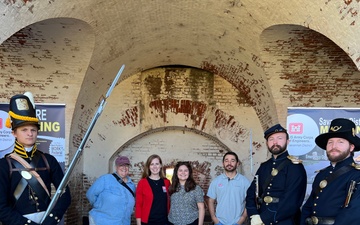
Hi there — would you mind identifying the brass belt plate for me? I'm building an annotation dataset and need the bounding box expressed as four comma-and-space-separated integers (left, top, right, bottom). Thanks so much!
263, 196, 273, 203
311, 216, 319, 225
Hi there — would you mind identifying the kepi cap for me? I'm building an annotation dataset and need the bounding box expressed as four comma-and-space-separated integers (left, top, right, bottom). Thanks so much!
264, 124, 287, 140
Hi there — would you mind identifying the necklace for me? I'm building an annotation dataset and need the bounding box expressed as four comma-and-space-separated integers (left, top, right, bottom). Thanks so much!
150, 177, 160, 185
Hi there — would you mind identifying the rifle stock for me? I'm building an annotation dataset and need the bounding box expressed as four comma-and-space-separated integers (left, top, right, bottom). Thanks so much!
40, 65, 125, 224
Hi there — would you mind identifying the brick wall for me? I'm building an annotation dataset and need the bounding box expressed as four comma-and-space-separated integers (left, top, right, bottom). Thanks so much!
1, 2, 360, 224
261, 25, 360, 122
80, 68, 264, 225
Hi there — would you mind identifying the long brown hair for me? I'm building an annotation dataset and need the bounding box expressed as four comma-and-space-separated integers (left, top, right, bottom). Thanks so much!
169, 161, 196, 195
141, 154, 166, 179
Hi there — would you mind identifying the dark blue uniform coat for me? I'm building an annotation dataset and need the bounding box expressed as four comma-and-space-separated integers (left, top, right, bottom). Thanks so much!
246, 151, 307, 225
300, 156, 360, 225
0, 151, 71, 225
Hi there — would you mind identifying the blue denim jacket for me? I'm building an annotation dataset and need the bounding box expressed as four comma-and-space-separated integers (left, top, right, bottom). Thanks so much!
86, 173, 135, 225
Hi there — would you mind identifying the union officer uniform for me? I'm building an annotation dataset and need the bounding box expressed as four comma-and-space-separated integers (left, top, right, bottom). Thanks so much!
246, 124, 307, 225
301, 118, 360, 225
0, 92, 71, 225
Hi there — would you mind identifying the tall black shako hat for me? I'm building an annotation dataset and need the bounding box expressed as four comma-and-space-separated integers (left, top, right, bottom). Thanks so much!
5, 92, 40, 130
264, 124, 287, 140
315, 118, 360, 151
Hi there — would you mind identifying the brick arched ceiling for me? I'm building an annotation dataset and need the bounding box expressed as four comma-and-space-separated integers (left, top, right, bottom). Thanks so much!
2, 2, 360, 224
260, 24, 360, 119
0, 18, 94, 150
1, 0, 359, 151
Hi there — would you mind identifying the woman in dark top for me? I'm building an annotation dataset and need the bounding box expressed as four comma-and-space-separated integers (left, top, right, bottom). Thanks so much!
135, 154, 171, 225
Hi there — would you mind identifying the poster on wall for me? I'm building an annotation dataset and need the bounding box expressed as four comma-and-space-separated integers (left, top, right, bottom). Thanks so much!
0, 103, 66, 169
286, 107, 360, 197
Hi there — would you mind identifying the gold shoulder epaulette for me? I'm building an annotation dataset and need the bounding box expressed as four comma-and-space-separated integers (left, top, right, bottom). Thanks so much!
287, 155, 303, 164
351, 163, 360, 170
354, 155, 360, 163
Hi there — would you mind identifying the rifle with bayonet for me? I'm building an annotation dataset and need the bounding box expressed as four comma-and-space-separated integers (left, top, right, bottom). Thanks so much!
40, 65, 125, 224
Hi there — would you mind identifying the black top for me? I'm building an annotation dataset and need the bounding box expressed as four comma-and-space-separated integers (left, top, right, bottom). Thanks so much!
145, 177, 168, 225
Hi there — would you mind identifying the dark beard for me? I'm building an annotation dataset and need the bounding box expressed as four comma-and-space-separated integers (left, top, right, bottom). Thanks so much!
268, 144, 287, 156
327, 148, 351, 163
224, 165, 237, 173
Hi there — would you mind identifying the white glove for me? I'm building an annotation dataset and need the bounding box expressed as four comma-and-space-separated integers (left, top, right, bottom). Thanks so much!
250, 214, 264, 225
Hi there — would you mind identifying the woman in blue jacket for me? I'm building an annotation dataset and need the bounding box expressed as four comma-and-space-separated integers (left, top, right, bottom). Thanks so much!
86, 156, 136, 225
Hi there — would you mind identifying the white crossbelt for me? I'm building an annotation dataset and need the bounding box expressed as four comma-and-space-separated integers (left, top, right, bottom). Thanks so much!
23, 211, 45, 223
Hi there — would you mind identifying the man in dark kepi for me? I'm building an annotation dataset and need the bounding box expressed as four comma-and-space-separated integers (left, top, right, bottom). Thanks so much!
301, 118, 360, 225
246, 123, 307, 225
0, 92, 71, 225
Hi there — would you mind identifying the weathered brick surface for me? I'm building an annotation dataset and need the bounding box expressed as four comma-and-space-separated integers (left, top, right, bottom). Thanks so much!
261, 25, 360, 122
80, 68, 264, 224
1, 1, 360, 224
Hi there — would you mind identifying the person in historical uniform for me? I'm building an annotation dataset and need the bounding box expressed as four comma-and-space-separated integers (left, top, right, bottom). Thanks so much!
0, 92, 71, 225
246, 124, 307, 225
300, 118, 360, 225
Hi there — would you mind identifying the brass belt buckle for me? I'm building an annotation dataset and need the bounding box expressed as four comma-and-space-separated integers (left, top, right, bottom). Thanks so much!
263, 196, 273, 203
311, 216, 318, 225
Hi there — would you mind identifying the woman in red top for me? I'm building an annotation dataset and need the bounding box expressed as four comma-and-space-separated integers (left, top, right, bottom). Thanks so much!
136, 154, 171, 225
